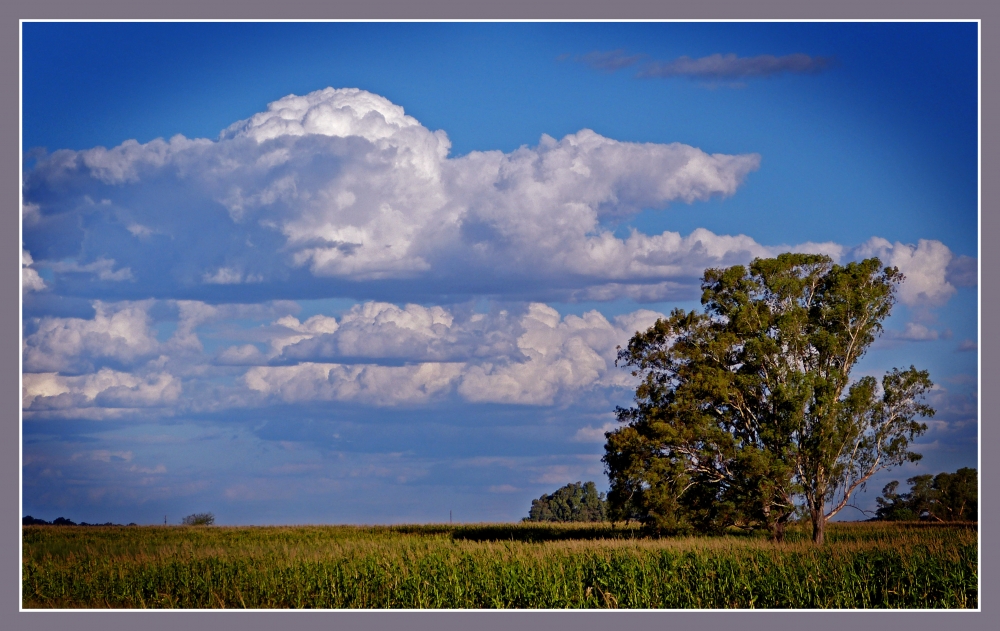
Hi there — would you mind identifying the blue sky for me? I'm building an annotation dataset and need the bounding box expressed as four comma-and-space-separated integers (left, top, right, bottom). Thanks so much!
21, 21, 978, 525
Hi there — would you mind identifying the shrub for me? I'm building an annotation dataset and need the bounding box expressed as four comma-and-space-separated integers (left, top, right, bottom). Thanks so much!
181, 513, 215, 526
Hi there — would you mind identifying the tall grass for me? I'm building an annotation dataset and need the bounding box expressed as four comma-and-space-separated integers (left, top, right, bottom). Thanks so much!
22, 521, 977, 609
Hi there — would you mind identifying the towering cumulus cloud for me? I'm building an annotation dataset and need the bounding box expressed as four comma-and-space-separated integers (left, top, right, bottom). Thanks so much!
26, 87, 964, 306
23, 87, 764, 301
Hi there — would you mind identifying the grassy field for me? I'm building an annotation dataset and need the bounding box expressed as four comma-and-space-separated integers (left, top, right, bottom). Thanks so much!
22, 521, 977, 609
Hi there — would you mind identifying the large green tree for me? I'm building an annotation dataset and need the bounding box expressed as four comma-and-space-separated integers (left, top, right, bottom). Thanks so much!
604, 253, 934, 543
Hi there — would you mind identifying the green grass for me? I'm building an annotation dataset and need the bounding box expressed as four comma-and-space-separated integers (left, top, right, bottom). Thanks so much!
21, 521, 977, 609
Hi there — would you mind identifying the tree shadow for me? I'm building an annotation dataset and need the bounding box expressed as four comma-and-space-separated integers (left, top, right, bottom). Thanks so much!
450, 523, 643, 543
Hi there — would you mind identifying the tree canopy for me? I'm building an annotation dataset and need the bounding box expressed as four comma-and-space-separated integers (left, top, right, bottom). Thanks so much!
875, 468, 977, 522
524, 481, 608, 522
604, 253, 934, 544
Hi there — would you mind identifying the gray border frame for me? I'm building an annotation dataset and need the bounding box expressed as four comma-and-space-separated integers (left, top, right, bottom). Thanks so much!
4, 2, 994, 630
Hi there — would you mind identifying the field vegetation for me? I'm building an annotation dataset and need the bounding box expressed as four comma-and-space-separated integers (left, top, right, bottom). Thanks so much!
22, 521, 976, 609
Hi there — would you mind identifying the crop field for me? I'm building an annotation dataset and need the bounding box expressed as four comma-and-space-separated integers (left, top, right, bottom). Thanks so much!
22, 521, 977, 609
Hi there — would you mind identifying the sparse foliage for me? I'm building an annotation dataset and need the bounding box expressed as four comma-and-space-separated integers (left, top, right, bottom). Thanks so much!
182, 513, 215, 526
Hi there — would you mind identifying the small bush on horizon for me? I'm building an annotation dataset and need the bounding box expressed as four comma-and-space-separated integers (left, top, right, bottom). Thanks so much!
181, 513, 215, 526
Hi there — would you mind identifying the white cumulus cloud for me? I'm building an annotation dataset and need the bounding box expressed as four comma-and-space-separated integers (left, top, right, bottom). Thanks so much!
244, 362, 464, 406
23, 87, 768, 300
22, 88, 968, 311
573, 418, 619, 443
22, 368, 181, 412
888, 322, 941, 342
853, 237, 959, 307
243, 302, 663, 406
277, 302, 522, 364
457, 305, 660, 405
23, 301, 159, 372
22, 248, 46, 293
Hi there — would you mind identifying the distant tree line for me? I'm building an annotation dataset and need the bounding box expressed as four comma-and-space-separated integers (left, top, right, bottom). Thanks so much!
22, 513, 217, 526
524, 481, 608, 522
873, 468, 977, 522
22, 516, 136, 527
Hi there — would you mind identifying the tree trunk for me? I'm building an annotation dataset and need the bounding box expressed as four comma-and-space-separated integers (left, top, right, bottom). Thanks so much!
811, 508, 825, 545
769, 509, 793, 543
771, 519, 786, 543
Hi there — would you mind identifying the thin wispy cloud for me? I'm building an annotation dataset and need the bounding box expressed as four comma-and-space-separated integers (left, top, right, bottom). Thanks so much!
957, 339, 977, 352
576, 50, 832, 83
576, 49, 644, 72
639, 53, 831, 79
